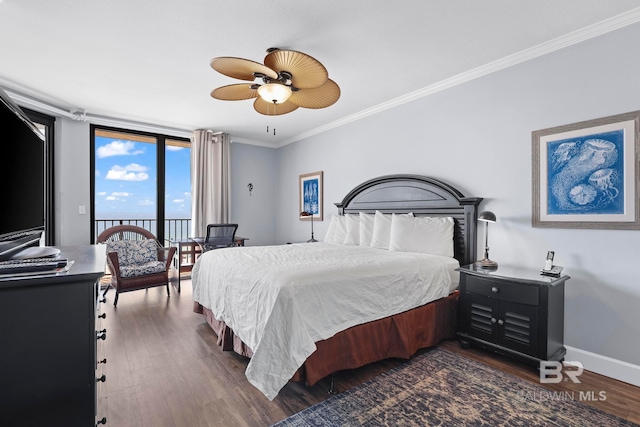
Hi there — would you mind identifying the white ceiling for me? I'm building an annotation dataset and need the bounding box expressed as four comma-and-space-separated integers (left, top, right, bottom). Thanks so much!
1, 1, 640, 147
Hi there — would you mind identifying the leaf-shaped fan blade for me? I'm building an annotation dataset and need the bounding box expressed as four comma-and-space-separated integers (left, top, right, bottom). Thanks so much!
210, 84, 258, 101
264, 50, 328, 89
253, 98, 299, 116
210, 57, 278, 81
288, 79, 340, 109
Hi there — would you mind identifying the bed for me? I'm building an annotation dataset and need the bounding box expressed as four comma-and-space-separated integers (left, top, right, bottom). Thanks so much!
192, 174, 482, 400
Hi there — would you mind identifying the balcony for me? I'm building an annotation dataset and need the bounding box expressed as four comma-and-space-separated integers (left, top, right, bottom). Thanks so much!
94, 218, 192, 246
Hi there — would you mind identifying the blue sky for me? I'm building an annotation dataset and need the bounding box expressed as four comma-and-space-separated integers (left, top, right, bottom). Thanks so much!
95, 136, 191, 219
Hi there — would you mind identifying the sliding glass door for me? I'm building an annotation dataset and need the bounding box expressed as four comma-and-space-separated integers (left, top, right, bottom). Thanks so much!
90, 126, 190, 245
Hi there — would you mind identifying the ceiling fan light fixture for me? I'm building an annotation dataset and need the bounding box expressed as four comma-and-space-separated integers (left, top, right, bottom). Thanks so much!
210, 48, 339, 116
257, 83, 292, 104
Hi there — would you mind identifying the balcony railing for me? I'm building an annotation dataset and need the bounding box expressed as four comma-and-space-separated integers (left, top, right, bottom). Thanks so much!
94, 218, 191, 246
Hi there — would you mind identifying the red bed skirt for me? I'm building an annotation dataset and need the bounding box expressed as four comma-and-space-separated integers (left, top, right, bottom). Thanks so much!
193, 291, 458, 386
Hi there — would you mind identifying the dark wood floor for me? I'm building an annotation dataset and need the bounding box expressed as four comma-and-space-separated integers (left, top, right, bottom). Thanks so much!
100, 278, 640, 426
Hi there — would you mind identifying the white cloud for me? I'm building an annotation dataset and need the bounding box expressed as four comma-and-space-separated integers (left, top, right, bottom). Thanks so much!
111, 192, 131, 197
173, 199, 184, 203
106, 164, 149, 181
184, 192, 191, 198
124, 163, 147, 172
96, 140, 144, 158
139, 199, 154, 206
97, 191, 106, 196
105, 196, 116, 201
166, 146, 184, 152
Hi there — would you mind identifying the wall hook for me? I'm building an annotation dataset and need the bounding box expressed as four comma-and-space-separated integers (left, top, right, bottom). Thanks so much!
247, 183, 253, 196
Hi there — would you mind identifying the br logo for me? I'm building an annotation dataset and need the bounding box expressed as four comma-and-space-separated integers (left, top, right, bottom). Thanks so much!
539, 361, 584, 384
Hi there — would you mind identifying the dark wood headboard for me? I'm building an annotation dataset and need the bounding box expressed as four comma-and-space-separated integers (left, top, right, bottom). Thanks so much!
335, 174, 482, 266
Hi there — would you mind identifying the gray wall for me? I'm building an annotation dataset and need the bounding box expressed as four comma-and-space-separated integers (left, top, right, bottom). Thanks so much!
54, 117, 92, 246
275, 22, 640, 367
230, 142, 278, 246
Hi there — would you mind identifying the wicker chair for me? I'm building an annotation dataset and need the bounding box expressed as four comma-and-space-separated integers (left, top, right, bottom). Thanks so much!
96, 225, 176, 306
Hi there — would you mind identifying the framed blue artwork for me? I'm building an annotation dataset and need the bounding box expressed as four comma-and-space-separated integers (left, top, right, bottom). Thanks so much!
299, 171, 323, 221
532, 111, 640, 229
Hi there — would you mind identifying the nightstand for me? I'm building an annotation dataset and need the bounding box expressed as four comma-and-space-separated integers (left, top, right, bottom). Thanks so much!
456, 264, 569, 366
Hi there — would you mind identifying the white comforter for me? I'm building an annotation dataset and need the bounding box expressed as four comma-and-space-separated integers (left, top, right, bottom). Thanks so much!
191, 242, 454, 400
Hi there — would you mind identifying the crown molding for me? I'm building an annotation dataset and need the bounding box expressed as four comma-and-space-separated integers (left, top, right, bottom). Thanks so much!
2, 85, 193, 139
2, 86, 75, 119
87, 114, 192, 139
3, 82, 270, 145
276, 7, 640, 148
229, 136, 279, 148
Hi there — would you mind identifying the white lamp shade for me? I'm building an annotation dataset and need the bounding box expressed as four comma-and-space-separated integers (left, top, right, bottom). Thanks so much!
257, 83, 292, 104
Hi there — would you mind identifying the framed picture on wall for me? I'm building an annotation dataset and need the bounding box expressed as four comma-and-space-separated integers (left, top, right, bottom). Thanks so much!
299, 171, 323, 221
532, 110, 640, 229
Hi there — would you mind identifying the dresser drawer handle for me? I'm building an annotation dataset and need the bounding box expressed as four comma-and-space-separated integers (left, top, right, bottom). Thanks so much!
497, 319, 504, 325
99, 358, 107, 364
97, 329, 107, 340
491, 286, 499, 293
96, 374, 106, 383
98, 313, 106, 319
96, 416, 107, 425
491, 317, 497, 324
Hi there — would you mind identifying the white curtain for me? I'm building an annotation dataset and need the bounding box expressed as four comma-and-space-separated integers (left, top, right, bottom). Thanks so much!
190, 130, 231, 237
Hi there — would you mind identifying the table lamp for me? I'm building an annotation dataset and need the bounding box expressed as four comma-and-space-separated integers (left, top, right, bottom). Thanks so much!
300, 211, 318, 242
476, 210, 498, 269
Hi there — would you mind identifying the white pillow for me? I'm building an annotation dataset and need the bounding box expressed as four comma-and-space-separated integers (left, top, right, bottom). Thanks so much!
359, 212, 375, 246
332, 215, 348, 245
389, 215, 455, 257
343, 214, 360, 245
323, 215, 338, 243
370, 211, 413, 250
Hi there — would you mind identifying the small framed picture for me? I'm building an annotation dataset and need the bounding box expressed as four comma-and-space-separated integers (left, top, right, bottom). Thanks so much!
299, 171, 323, 221
532, 111, 640, 229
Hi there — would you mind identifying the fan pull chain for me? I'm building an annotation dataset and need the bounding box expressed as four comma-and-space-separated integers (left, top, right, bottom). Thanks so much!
265, 101, 276, 135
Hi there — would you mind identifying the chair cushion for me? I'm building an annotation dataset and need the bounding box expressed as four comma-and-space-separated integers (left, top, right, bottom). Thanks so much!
119, 261, 166, 278
106, 240, 131, 265
107, 239, 158, 266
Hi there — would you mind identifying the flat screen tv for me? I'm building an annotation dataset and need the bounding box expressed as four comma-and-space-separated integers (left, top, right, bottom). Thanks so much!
0, 86, 47, 261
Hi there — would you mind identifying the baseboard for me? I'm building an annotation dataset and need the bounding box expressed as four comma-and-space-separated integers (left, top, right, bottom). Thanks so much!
565, 345, 640, 388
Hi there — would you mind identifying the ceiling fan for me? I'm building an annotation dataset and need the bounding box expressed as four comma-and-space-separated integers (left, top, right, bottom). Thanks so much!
210, 48, 340, 116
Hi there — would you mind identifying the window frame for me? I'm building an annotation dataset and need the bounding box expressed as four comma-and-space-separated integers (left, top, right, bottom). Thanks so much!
90, 124, 191, 244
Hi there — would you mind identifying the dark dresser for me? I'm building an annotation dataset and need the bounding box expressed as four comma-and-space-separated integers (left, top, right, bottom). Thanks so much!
0, 245, 107, 426
457, 264, 568, 366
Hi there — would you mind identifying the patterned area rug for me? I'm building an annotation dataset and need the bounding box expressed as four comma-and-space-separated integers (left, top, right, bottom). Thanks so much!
273, 347, 636, 427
